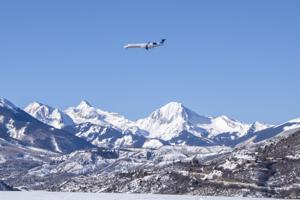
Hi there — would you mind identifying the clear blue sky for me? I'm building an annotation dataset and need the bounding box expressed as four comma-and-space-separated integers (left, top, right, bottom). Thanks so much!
1, 0, 300, 124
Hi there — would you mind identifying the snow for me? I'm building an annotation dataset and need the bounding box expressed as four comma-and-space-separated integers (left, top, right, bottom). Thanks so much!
0, 115, 4, 123
65, 101, 137, 131
202, 170, 223, 180
51, 137, 62, 153
6, 119, 26, 140
0, 191, 277, 200
25, 102, 74, 129
0, 98, 18, 112
22, 100, 290, 149
27, 146, 58, 154
76, 100, 92, 110
233, 150, 255, 161
76, 123, 108, 138
203, 116, 250, 137
115, 135, 134, 147
143, 139, 164, 149
283, 122, 300, 131
220, 160, 237, 170
286, 154, 300, 160
0, 155, 6, 164
287, 117, 300, 123
136, 102, 188, 140
272, 117, 300, 132
250, 121, 272, 132
136, 102, 253, 140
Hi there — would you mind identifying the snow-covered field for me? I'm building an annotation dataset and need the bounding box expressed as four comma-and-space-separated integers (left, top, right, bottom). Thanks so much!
0, 192, 283, 200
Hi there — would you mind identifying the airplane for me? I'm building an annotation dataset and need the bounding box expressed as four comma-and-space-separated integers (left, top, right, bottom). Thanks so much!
123, 39, 166, 50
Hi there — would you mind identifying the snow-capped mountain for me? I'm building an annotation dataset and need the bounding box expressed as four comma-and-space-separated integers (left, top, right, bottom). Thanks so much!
0, 97, 299, 198
136, 102, 270, 146
235, 117, 300, 146
25, 102, 74, 129
24, 101, 150, 148
61, 101, 151, 148
23, 100, 272, 148
65, 101, 145, 135
0, 98, 93, 153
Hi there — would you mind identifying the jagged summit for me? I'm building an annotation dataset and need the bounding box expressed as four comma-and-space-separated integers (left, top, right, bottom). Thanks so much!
149, 102, 188, 122
161, 101, 184, 109
76, 100, 93, 110
27, 101, 42, 107
136, 102, 253, 141
65, 101, 136, 131
25, 101, 74, 129
25, 101, 50, 112
147, 102, 209, 123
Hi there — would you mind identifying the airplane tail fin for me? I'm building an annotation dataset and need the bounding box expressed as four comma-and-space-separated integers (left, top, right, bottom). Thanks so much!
160, 39, 166, 45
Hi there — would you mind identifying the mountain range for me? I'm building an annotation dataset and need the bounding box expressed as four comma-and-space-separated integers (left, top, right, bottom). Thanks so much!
0, 97, 299, 198
23, 100, 278, 149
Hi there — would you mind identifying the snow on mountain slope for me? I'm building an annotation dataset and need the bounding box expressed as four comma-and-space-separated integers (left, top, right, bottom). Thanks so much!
136, 102, 191, 140
0, 98, 93, 153
201, 115, 251, 137
282, 117, 300, 131
65, 101, 145, 135
233, 117, 300, 148
247, 121, 272, 133
29, 148, 118, 176
25, 102, 74, 129
142, 139, 164, 149
135, 102, 257, 142
23, 100, 271, 148
22, 99, 273, 148
65, 122, 146, 148
254, 118, 300, 141
0, 98, 18, 112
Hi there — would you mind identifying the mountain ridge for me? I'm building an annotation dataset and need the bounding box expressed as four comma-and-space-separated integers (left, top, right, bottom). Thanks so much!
23, 99, 278, 149
25, 101, 75, 129
0, 98, 94, 153
0, 97, 299, 198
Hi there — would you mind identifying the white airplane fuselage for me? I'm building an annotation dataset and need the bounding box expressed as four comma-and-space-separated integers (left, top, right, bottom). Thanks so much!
123, 39, 166, 50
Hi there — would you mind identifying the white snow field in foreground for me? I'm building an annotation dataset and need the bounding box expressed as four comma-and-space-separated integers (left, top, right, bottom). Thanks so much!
0, 192, 284, 200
